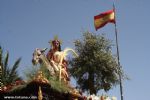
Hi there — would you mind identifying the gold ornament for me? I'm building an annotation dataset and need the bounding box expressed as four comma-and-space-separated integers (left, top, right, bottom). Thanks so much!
34, 71, 49, 84
38, 86, 43, 100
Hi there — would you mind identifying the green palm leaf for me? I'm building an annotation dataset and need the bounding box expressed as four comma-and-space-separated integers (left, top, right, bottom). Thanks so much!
10, 58, 21, 77
0, 45, 22, 86
0, 46, 3, 68
3, 52, 9, 78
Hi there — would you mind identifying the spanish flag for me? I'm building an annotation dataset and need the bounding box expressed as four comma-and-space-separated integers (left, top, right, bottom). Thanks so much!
94, 10, 115, 31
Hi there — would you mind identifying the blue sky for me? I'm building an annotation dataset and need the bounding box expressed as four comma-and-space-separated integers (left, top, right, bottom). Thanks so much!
0, 0, 150, 100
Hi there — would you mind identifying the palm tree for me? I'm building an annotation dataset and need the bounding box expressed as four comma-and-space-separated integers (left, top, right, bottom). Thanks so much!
0, 46, 22, 87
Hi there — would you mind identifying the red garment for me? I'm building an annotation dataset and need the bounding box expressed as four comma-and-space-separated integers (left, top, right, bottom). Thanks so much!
46, 49, 55, 61
46, 49, 68, 71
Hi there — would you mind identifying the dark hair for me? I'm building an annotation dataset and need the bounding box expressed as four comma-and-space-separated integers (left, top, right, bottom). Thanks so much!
58, 44, 61, 51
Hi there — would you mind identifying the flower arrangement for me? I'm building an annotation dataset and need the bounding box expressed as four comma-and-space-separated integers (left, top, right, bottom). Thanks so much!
86, 94, 117, 100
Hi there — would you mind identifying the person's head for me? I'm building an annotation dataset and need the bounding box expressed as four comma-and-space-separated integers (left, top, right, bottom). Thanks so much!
49, 36, 62, 51
52, 39, 60, 49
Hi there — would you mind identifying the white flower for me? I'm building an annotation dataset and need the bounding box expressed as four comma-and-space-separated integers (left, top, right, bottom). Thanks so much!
105, 97, 111, 100
111, 96, 117, 100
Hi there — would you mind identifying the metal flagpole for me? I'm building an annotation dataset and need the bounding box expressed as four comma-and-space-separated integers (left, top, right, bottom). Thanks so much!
113, 3, 124, 100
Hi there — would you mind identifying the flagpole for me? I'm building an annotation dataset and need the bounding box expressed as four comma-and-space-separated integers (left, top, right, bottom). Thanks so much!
113, 3, 124, 100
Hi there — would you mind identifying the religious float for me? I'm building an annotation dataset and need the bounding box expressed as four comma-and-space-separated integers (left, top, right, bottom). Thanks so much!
0, 37, 117, 100
0, 37, 84, 100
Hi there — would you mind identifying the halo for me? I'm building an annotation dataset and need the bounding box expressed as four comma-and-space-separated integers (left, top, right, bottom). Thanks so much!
48, 35, 62, 45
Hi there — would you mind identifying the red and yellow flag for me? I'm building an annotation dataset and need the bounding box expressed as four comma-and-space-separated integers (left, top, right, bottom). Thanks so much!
94, 10, 115, 31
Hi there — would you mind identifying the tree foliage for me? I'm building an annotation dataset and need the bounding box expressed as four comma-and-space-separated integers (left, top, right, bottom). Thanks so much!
0, 46, 22, 87
69, 31, 124, 94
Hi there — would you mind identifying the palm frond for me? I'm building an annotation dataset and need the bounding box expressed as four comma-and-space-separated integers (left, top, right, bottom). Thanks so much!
4, 51, 9, 70
10, 58, 21, 77
0, 46, 22, 86
3, 52, 9, 77
0, 46, 3, 67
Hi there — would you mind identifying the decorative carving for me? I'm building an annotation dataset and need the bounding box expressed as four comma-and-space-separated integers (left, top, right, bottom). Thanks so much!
33, 71, 49, 84
38, 86, 43, 100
